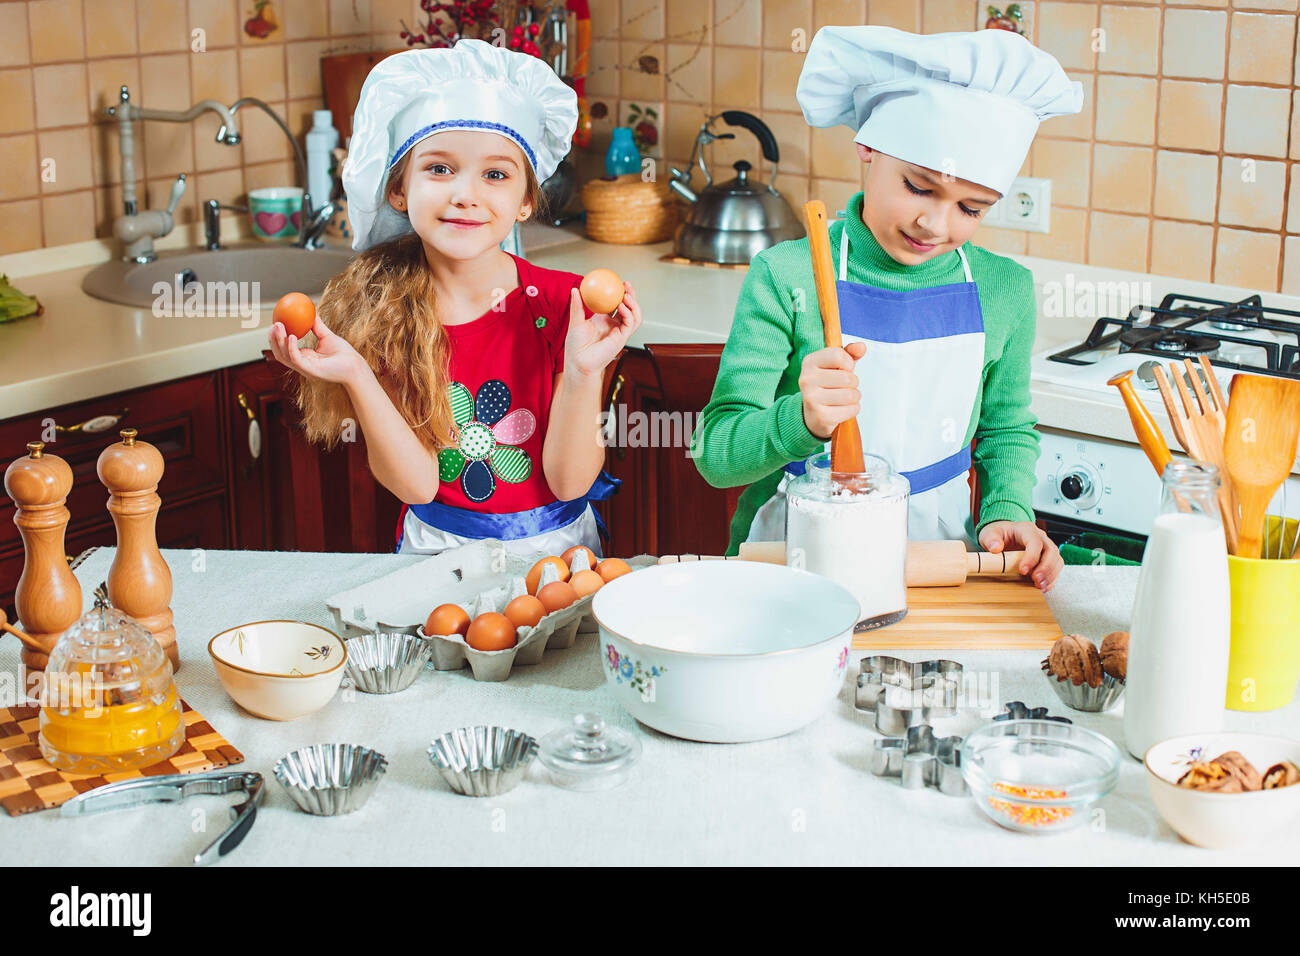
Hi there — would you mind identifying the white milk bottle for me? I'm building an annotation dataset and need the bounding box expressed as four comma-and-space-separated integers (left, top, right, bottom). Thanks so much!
1123, 461, 1231, 759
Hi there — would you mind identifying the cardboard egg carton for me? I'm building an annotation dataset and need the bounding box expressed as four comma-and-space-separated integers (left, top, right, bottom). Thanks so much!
324, 539, 654, 682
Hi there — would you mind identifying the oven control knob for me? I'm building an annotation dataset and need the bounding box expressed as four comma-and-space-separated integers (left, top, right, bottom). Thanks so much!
1059, 470, 1097, 508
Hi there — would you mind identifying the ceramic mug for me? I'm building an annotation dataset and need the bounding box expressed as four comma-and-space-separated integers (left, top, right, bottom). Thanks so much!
248, 187, 303, 241
1225, 547, 1300, 711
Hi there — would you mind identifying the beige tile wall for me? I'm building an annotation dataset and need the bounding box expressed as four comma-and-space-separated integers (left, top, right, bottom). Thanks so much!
586, 0, 1300, 292
0, 0, 420, 253
4, 0, 1299, 293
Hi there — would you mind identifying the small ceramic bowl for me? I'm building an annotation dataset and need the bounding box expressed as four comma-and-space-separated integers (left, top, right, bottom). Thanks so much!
208, 620, 347, 720
248, 186, 303, 241
961, 720, 1122, 834
427, 726, 538, 797
1145, 732, 1300, 849
344, 631, 434, 694
273, 743, 388, 816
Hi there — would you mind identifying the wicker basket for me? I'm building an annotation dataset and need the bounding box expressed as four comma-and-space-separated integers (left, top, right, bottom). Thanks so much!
581, 174, 678, 244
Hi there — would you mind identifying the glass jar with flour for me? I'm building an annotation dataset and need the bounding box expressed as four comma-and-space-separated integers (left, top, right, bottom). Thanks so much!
785, 452, 910, 630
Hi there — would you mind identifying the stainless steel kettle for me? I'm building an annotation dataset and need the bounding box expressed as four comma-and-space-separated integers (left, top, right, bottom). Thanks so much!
669, 111, 805, 264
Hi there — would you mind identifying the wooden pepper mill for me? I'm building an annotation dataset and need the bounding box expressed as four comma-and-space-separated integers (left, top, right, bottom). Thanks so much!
3, 441, 83, 675
97, 428, 178, 670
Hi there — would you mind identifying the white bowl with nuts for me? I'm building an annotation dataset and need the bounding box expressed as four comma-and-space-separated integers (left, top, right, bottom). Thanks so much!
1145, 733, 1300, 849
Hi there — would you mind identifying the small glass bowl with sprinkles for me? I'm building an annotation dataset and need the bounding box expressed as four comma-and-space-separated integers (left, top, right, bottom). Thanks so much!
960, 720, 1122, 834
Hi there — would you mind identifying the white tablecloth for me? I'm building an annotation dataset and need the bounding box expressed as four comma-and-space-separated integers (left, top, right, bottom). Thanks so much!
2, 549, 1295, 866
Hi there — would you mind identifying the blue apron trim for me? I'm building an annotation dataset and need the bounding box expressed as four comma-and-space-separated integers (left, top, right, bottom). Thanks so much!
837, 279, 984, 344
399, 469, 622, 549
784, 445, 971, 496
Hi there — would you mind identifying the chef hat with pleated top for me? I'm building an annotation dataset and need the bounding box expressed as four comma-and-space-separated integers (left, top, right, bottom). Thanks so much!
796, 26, 1083, 197
344, 39, 578, 251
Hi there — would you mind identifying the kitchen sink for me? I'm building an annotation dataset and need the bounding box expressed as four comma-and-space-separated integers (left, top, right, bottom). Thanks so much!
82, 244, 355, 310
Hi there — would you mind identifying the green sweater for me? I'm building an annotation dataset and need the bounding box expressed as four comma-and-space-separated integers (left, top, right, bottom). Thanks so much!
693, 191, 1041, 555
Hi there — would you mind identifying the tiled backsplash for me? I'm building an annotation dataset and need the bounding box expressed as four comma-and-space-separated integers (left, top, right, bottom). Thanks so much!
3, 0, 1300, 293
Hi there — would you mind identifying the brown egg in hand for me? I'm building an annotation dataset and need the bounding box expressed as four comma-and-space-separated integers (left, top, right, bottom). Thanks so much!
466, 612, 517, 651
537, 581, 579, 613
579, 268, 624, 315
571, 570, 604, 598
503, 594, 546, 630
426, 603, 470, 637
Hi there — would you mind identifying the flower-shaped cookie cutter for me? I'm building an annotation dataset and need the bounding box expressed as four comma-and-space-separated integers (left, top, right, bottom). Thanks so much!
854, 656, 963, 736
870, 724, 967, 796
992, 700, 1073, 724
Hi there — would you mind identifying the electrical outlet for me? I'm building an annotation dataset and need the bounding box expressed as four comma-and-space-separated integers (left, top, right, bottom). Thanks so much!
985, 176, 1051, 234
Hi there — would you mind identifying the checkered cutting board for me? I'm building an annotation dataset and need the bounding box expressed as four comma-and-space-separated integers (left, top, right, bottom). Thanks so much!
0, 700, 244, 816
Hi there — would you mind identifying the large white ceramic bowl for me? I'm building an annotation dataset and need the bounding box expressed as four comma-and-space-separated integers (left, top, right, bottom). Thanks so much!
590, 561, 860, 743
1145, 732, 1300, 849
208, 621, 347, 721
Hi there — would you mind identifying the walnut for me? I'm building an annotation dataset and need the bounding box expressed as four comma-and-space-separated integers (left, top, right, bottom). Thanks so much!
1177, 761, 1244, 792
1210, 751, 1263, 791
1048, 633, 1103, 687
1099, 631, 1128, 680
1262, 761, 1300, 790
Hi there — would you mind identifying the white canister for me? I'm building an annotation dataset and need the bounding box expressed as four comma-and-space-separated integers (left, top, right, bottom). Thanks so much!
1123, 461, 1231, 759
785, 452, 910, 630
306, 109, 339, 209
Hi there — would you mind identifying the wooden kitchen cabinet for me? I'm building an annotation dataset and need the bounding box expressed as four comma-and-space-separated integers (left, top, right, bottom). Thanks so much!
596, 344, 738, 558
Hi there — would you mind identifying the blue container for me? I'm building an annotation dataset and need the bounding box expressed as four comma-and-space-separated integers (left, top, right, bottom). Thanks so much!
605, 127, 641, 176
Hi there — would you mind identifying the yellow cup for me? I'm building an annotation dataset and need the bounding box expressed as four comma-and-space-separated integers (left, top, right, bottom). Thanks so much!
1225, 545, 1300, 711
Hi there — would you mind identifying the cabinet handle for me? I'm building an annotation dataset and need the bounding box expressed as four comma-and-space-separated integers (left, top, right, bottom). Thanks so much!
606, 374, 625, 461
54, 407, 129, 435
236, 393, 263, 461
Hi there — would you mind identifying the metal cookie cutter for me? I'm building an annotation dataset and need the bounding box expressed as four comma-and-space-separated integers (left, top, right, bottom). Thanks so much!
854, 656, 963, 735
870, 724, 967, 796
993, 701, 1073, 724
61, 770, 264, 865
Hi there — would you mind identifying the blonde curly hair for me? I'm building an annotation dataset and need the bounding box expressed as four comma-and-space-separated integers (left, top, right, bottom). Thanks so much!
291, 150, 545, 454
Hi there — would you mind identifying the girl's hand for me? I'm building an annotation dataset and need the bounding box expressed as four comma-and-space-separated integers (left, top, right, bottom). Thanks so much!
978, 520, 1064, 593
800, 342, 869, 440
268, 314, 367, 386
563, 282, 642, 378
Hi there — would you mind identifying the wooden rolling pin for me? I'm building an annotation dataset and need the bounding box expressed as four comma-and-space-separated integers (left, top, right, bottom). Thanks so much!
656, 541, 1029, 587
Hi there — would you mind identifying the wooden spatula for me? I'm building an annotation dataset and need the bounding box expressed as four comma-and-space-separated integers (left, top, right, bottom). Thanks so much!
1166, 361, 1239, 550
1224, 373, 1300, 558
803, 200, 866, 481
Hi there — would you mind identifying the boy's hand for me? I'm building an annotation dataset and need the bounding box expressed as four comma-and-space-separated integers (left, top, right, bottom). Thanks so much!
269, 314, 367, 386
800, 342, 868, 440
978, 520, 1064, 592
564, 282, 642, 378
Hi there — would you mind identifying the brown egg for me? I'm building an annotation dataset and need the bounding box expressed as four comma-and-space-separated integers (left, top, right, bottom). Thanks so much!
579, 268, 624, 315
466, 612, 517, 651
537, 580, 579, 613
561, 545, 598, 571
526, 556, 570, 595
596, 557, 632, 583
426, 603, 470, 637
571, 569, 604, 598
503, 594, 546, 630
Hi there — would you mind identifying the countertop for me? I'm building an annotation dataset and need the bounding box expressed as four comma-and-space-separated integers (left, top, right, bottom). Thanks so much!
1, 547, 1295, 866
4, 222, 1299, 454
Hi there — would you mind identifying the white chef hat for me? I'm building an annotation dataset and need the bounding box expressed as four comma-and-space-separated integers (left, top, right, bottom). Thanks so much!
344, 39, 578, 251
796, 26, 1083, 196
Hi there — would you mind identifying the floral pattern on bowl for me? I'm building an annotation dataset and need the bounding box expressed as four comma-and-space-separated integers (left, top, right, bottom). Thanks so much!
604, 644, 664, 700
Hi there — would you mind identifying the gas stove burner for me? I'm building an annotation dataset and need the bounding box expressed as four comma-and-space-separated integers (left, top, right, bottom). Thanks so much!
1118, 328, 1219, 358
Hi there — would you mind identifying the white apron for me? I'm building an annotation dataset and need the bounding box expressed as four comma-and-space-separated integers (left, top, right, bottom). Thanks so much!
748, 229, 986, 546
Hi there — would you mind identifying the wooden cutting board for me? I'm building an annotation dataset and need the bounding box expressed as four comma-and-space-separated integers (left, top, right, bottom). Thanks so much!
854, 576, 1061, 650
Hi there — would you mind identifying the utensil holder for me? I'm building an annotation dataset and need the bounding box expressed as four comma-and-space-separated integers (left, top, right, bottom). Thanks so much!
1226, 554, 1300, 711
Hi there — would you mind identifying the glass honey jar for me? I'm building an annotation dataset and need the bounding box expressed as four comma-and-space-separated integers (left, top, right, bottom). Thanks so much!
39, 586, 184, 773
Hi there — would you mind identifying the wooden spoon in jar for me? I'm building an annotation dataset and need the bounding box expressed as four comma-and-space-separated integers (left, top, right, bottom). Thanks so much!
1224, 373, 1300, 558
804, 200, 866, 486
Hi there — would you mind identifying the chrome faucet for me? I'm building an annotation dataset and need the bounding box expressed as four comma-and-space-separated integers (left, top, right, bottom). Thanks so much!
107, 85, 241, 263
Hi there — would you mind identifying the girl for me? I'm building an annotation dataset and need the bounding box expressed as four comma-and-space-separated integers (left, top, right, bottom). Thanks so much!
268, 41, 640, 557
694, 26, 1080, 591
